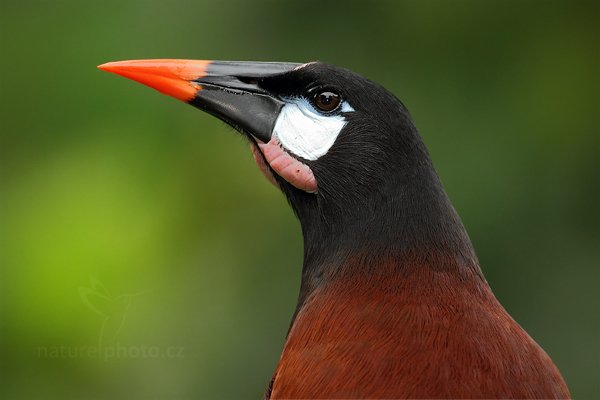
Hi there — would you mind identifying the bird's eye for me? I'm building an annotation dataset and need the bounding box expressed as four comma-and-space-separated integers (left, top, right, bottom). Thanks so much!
312, 90, 341, 112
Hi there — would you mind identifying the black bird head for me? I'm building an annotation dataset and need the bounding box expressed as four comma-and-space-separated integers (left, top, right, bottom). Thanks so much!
99, 60, 479, 292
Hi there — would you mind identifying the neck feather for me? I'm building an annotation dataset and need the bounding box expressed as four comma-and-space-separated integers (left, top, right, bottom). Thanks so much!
288, 163, 484, 319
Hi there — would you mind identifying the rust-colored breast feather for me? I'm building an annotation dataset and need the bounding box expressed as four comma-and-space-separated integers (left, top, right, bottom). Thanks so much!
269, 266, 570, 399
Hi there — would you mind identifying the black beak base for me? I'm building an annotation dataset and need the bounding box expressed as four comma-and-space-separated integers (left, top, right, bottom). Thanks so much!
190, 61, 300, 143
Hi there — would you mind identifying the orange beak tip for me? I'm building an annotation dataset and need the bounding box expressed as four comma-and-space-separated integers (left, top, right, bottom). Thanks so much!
97, 59, 210, 102
97, 62, 112, 72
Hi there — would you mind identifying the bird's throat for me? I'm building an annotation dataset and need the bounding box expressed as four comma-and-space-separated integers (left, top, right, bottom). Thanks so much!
290, 170, 484, 320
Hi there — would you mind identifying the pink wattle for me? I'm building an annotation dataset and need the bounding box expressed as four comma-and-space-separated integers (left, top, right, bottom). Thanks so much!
253, 138, 318, 193
250, 143, 280, 189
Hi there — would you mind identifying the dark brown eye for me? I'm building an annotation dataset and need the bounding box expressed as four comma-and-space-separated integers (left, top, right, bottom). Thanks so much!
313, 91, 341, 112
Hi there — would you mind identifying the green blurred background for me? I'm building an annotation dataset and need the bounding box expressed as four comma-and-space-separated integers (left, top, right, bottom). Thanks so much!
1, 0, 598, 398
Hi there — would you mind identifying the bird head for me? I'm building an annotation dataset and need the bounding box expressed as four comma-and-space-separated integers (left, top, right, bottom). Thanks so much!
99, 60, 474, 270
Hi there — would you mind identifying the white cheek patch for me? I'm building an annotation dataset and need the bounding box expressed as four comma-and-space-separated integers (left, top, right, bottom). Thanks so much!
272, 99, 354, 161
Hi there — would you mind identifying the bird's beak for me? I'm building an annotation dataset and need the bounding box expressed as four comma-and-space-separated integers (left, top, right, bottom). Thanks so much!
98, 59, 300, 142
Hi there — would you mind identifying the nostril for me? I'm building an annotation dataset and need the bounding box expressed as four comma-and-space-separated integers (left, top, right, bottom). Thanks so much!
237, 76, 259, 85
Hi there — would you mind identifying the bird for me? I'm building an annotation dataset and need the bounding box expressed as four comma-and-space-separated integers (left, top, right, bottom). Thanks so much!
98, 59, 570, 399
